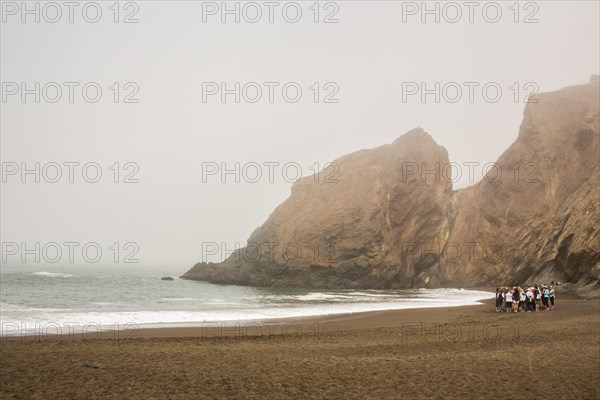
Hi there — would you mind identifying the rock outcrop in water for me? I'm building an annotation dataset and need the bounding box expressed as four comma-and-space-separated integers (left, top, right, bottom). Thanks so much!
182, 78, 600, 295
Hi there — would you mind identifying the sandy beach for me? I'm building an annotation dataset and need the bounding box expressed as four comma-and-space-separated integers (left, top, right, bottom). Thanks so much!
1, 298, 598, 399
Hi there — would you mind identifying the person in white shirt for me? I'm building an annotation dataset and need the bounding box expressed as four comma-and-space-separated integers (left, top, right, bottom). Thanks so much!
519, 289, 526, 312
526, 289, 534, 312
505, 289, 513, 312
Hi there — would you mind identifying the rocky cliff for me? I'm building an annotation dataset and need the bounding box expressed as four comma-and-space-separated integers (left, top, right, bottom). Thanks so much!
182, 78, 600, 294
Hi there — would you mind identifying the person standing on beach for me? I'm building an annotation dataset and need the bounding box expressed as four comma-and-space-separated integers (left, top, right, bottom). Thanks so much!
534, 286, 541, 311
512, 287, 519, 312
495, 287, 502, 311
519, 288, 526, 312
550, 286, 555, 306
505, 288, 513, 312
542, 286, 550, 309
526, 288, 534, 311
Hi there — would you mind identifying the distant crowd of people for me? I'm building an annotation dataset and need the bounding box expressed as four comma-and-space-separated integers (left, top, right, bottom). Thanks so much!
495, 284, 556, 312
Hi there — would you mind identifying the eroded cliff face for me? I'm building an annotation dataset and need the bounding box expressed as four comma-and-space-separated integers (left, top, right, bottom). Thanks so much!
183, 78, 600, 293
509, 164, 600, 295
433, 78, 600, 289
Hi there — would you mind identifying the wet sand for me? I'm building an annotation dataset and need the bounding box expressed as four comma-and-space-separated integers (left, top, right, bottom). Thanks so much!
1, 299, 599, 399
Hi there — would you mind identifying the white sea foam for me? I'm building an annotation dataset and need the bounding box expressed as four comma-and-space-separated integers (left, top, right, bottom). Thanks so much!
288, 293, 355, 301
159, 297, 199, 302
31, 272, 74, 278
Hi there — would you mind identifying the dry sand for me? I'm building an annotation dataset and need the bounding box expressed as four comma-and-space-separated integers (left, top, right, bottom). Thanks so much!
1, 299, 599, 399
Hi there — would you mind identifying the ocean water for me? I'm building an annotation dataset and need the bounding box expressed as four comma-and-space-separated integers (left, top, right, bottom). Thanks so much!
0, 265, 491, 335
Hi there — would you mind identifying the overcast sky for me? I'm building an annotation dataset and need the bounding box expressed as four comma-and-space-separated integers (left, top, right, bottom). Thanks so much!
1, 1, 599, 271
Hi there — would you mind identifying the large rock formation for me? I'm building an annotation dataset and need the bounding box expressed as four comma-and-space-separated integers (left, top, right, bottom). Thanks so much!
184, 128, 454, 289
433, 77, 600, 292
183, 78, 600, 294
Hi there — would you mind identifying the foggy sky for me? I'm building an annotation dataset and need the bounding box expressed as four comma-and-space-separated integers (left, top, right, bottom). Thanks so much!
1, 1, 599, 271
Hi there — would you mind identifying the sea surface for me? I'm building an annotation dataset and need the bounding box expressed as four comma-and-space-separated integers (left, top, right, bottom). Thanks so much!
0, 265, 492, 335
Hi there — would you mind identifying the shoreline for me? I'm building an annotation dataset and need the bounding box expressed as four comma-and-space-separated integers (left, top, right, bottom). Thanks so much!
3, 285, 594, 341
8, 297, 584, 341
1, 298, 495, 341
